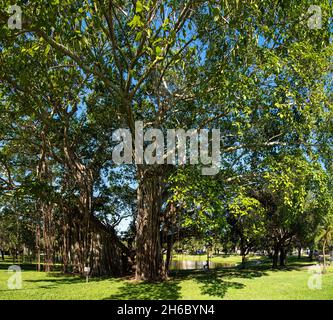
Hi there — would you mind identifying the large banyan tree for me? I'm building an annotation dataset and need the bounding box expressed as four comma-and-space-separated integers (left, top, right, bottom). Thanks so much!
0, 0, 332, 280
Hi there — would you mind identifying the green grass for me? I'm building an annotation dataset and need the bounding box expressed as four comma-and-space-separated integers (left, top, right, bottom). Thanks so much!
0, 255, 332, 300
171, 253, 264, 264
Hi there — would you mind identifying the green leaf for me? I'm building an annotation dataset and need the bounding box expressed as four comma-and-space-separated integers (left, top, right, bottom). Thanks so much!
44, 44, 51, 56
135, 31, 143, 41
128, 15, 144, 29
136, 1, 143, 14
213, 7, 220, 22
155, 46, 163, 56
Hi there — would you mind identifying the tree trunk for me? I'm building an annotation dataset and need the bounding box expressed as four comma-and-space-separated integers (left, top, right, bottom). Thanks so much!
36, 135, 53, 272
89, 214, 131, 276
279, 247, 286, 267
165, 236, 173, 275
36, 225, 41, 272
297, 247, 301, 259
240, 238, 247, 269
241, 254, 247, 268
323, 238, 327, 273
206, 250, 210, 270
64, 204, 130, 276
42, 204, 54, 273
135, 167, 165, 281
272, 244, 279, 268
62, 220, 69, 273
1, 250, 4, 261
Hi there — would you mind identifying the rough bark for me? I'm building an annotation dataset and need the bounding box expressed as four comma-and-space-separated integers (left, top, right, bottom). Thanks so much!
165, 237, 173, 274
135, 166, 165, 281
62, 214, 70, 273
37, 133, 54, 272
61, 204, 130, 276
36, 224, 41, 272
162, 202, 177, 275
56, 136, 132, 277
42, 204, 54, 272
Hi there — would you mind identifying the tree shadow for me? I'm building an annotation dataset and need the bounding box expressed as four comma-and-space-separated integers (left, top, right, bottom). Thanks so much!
0, 262, 37, 271
172, 266, 268, 280
1, 255, 316, 299
171, 267, 269, 299
46, 272, 123, 281
219, 268, 268, 279
24, 274, 124, 286
25, 277, 84, 286
200, 269, 267, 298
194, 272, 245, 298
105, 280, 182, 300
0, 261, 63, 272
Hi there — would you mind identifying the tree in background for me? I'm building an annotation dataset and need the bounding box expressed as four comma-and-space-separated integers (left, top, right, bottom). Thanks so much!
228, 191, 266, 267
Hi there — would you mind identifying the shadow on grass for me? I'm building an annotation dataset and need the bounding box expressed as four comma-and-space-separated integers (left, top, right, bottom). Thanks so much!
82, 266, 267, 300
25, 277, 84, 286
0, 255, 318, 299
104, 268, 255, 300
0, 261, 63, 272
105, 280, 182, 300
0, 262, 37, 271
24, 273, 123, 286
253, 256, 316, 272
194, 272, 245, 298
170, 267, 268, 298
171, 266, 268, 280
102, 259, 317, 300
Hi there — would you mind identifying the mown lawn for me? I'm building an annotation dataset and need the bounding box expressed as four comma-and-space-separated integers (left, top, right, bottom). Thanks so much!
171, 253, 264, 265
0, 255, 332, 300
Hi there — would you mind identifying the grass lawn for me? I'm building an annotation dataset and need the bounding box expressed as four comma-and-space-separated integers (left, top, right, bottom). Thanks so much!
0, 255, 332, 300
171, 253, 264, 264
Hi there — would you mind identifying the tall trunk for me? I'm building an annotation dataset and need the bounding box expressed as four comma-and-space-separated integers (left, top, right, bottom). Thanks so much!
165, 236, 173, 275
279, 247, 286, 267
323, 238, 327, 273
272, 244, 280, 268
1, 250, 4, 261
62, 219, 69, 273
37, 133, 54, 272
135, 167, 165, 281
240, 237, 247, 269
297, 247, 301, 259
241, 254, 247, 268
63, 127, 93, 273
79, 182, 92, 271
36, 225, 41, 272
42, 204, 54, 272
206, 249, 210, 270
163, 202, 177, 276
72, 214, 85, 274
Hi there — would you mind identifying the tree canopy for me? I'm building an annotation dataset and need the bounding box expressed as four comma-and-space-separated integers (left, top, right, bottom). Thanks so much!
0, 0, 332, 280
